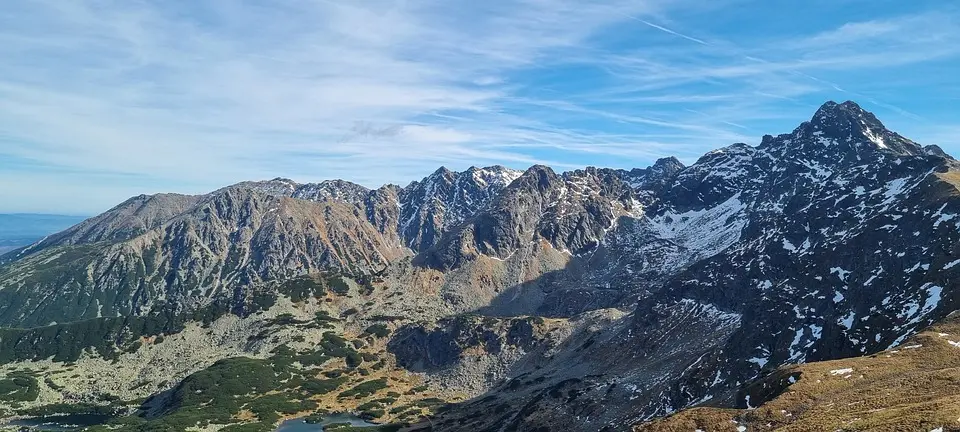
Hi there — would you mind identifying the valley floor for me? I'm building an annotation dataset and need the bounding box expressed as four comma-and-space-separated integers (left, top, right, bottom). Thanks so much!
0, 294, 454, 432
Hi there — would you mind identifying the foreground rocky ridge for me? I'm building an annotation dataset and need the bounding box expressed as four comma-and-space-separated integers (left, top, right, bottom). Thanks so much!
2, 101, 960, 430
638, 311, 960, 431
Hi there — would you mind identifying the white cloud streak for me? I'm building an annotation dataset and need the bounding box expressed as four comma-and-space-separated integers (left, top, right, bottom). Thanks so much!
621, 14, 710, 45
0, 1, 958, 213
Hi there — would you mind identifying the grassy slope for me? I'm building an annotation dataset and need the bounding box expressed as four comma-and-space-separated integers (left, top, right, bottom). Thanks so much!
637, 313, 960, 432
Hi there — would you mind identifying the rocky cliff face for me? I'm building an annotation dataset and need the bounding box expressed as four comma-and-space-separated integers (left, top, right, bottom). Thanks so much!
2, 101, 959, 431
399, 166, 523, 252
421, 165, 644, 270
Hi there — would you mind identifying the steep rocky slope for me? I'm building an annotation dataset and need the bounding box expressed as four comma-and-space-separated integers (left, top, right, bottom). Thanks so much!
399, 166, 523, 252
0, 187, 407, 327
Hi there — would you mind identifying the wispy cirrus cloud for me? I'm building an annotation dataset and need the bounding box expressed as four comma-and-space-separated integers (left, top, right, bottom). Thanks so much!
0, 0, 958, 213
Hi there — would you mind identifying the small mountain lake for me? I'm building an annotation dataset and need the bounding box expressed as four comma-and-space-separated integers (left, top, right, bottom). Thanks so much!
3, 414, 114, 431
275, 414, 379, 431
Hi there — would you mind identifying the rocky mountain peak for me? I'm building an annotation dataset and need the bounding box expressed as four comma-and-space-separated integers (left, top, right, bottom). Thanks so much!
811, 100, 879, 127
224, 178, 299, 197
650, 156, 685, 174
513, 165, 561, 194
923, 144, 953, 159
623, 157, 686, 199
464, 165, 523, 189
292, 179, 369, 204
397, 165, 523, 252
748, 101, 931, 170
809, 100, 887, 142
427, 166, 456, 182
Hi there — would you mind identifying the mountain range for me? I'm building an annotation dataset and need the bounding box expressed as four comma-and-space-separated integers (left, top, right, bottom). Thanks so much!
0, 101, 958, 432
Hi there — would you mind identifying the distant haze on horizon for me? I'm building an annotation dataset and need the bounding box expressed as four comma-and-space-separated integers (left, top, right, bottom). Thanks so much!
1, 0, 958, 215
0, 213, 89, 254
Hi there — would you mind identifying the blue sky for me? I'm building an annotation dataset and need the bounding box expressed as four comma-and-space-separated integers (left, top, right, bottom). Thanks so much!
1, 0, 958, 214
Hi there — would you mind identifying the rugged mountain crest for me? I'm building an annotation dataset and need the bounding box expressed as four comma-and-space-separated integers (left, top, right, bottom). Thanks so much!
293, 179, 371, 204
762, 100, 924, 165
0, 186, 409, 326
398, 165, 522, 252
421, 165, 645, 270
623, 157, 685, 198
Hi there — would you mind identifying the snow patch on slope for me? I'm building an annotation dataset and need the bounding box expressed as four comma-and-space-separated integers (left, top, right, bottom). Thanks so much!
648, 194, 748, 261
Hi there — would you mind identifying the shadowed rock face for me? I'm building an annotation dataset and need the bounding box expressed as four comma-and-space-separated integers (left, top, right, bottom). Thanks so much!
388, 316, 545, 372
419, 301, 743, 432
3, 101, 960, 431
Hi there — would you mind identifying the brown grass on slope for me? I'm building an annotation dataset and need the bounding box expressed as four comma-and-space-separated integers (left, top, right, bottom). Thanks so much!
637, 313, 960, 432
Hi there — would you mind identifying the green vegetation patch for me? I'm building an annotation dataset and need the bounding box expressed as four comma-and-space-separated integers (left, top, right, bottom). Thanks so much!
267, 313, 311, 327
301, 376, 349, 395
85, 356, 303, 431
317, 332, 360, 359
338, 378, 389, 399
20, 402, 120, 417
0, 372, 39, 402
315, 310, 340, 323
169, 357, 292, 410
0, 301, 242, 365
277, 276, 328, 303
327, 275, 351, 296
81, 325, 402, 432
363, 324, 391, 339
